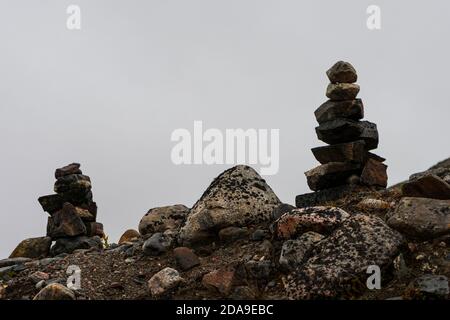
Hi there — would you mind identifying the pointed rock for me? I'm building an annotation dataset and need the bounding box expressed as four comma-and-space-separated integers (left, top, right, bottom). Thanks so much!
360, 158, 388, 187
179, 165, 280, 245
47, 203, 87, 239
38, 194, 64, 214
55, 163, 81, 179
314, 99, 364, 124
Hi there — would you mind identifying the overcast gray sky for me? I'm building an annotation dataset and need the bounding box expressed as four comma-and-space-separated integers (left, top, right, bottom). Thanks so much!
1, 0, 449, 258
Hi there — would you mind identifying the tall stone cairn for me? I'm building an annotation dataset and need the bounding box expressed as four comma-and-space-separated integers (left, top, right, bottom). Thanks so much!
38, 163, 104, 255
305, 61, 387, 191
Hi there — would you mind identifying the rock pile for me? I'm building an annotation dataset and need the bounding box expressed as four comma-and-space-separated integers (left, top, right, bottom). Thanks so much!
37, 163, 104, 256
305, 61, 387, 191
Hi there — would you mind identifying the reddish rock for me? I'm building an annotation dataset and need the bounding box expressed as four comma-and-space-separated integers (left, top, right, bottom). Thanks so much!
55, 163, 81, 179
311, 140, 366, 164
173, 247, 200, 271
118, 229, 140, 244
275, 206, 350, 239
360, 158, 388, 187
202, 269, 235, 295
401, 175, 450, 200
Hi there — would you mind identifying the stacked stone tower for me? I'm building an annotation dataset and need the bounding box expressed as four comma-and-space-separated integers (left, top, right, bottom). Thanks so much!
305, 61, 387, 191
38, 163, 104, 255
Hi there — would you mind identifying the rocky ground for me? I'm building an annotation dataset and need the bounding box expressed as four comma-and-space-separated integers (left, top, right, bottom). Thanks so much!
1, 160, 449, 300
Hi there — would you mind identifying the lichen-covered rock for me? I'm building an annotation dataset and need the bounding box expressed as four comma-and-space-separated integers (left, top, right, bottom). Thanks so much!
407, 275, 449, 299
284, 214, 404, 299
148, 267, 183, 297
387, 197, 450, 240
402, 175, 450, 200
9, 237, 52, 259
138, 204, 189, 236
33, 283, 76, 300
275, 207, 350, 239
279, 232, 324, 271
179, 165, 280, 245
326, 61, 358, 83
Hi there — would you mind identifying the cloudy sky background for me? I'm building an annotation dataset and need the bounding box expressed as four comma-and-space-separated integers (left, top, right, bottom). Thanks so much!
1, 0, 449, 258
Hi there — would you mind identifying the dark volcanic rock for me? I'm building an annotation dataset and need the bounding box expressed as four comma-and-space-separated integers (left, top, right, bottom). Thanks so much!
85, 222, 104, 237
305, 162, 361, 191
360, 158, 388, 187
142, 233, 173, 256
285, 214, 404, 299
50, 236, 103, 256
47, 203, 87, 239
179, 165, 280, 246
402, 175, 450, 200
55, 163, 81, 179
9, 237, 52, 259
387, 197, 450, 240
54, 174, 91, 194
311, 140, 366, 164
314, 99, 364, 124
326, 83, 360, 100
218, 227, 248, 243
271, 203, 296, 220
295, 185, 361, 208
315, 119, 378, 149
0, 257, 31, 268
173, 247, 200, 271
275, 206, 350, 239
326, 61, 358, 83
38, 194, 64, 214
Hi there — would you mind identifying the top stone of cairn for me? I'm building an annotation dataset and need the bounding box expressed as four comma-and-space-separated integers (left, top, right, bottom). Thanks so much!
326, 61, 357, 84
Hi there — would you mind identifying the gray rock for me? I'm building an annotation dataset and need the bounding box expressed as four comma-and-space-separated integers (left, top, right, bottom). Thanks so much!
275, 206, 350, 239
316, 119, 378, 150
148, 267, 183, 297
50, 236, 103, 256
326, 61, 358, 83
295, 184, 360, 208
142, 233, 172, 256
315, 99, 363, 124
179, 165, 280, 245
326, 83, 360, 100
271, 203, 296, 220
250, 229, 268, 241
244, 260, 272, 280
9, 236, 52, 259
279, 232, 324, 271
0, 257, 31, 268
387, 197, 450, 240
285, 214, 404, 299
411, 275, 449, 298
305, 162, 361, 191
139, 204, 189, 236
402, 175, 450, 200
38, 257, 62, 266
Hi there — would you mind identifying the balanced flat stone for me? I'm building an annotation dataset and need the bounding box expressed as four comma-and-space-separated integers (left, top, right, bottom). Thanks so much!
315, 119, 378, 149
55, 163, 81, 179
314, 99, 364, 124
360, 158, 387, 187
326, 61, 357, 83
326, 83, 360, 100
305, 162, 361, 191
311, 140, 366, 164
402, 175, 450, 200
